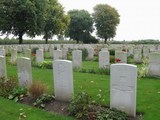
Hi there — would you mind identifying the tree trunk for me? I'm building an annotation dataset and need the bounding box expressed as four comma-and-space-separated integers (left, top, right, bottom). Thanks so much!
77, 39, 79, 43
19, 33, 23, 44
45, 37, 48, 44
104, 38, 107, 44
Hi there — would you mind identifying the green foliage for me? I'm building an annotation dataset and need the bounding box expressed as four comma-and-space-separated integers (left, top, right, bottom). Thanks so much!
109, 49, 115, 55
93, 4, 120, 43
69, 92, 127, 120
81, 49, 88, 61
68, 91, 91, 120
138, 57, 149, 78
98, 68, 110, 75
0, 77, 17, 98
8, 86, 27, 102
110, 55, 115, 63
33, 94, 54, 108
43, 0, 70, 43
0, 0, 48, 44
0, 38, 77, 44
96, 108, 127, 120
66, 9, 93, 43
39, 61, 53, 69
32, 47, 39, 54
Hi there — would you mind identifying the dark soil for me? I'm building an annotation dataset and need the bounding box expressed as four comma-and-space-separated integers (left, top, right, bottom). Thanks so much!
19, 96, 142, 120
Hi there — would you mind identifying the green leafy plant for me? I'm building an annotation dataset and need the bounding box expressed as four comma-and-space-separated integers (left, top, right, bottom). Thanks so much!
8, 86, 27, 102
33, 94, 54, 108
109, 49, 115, 56
138, 57, 149, 78
110, 55, 115, 63
0, 77, 17, 98
31, 47, 39, 54
96, 108, 127, 120
81, 49, 88, 61
98, 68, 110, 75
68, 91, 91, 120
38, 61, 52, 69
29, 81, 47, 99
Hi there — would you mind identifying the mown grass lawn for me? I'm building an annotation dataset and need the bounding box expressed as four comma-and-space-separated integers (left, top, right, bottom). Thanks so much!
1, 56, 160, 120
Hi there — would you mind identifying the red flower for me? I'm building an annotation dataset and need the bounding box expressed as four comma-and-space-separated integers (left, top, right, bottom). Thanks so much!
116, 58, 121, 63
122, 49, 126, 52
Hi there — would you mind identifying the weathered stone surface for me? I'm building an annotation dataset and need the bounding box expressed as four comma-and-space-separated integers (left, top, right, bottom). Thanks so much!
17, 57, 32, 87
72, 50, 82, 69
0, 56, 7, 79
110, 64, 137, 117
99, 50, 110, 68
148, 52, 160, 77
53, 60, 73, 101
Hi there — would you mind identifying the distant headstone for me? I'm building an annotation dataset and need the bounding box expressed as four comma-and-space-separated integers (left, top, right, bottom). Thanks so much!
53, 60, 73, 101
0, 56, 7, 79
62, 48, 68, 59
143, 47, 150, 57
86, 47, 94, 60
54, 50, 62, 60
110, 64, 137, 117
49, 47, 54, 58
99, 50, 110, 69
115, 51, 127, 63
134, 48, 142, 63
148, 52, 160, 77
10, 48, 17, 64
24, 49, 31, 58
72, 50, 82, 69
17, 57, 32, 87
0, 49, 5, 56
36, 49, 44, 63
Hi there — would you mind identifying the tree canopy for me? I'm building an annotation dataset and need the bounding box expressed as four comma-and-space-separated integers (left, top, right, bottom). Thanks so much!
93, 4, 120, 43
0, 0, 48, 44
0, 0, 69, 44
66, 9, 94, 43
43, 0, 70, 44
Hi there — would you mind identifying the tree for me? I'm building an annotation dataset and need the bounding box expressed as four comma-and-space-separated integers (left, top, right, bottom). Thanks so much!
93, 4, 120, 44
0, 0, 47, 44
43, 0, 70, 44
66, 10, 93, 43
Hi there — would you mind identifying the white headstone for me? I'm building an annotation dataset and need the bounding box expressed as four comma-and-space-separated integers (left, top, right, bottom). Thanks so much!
110, 64, 137, 117
49, 47, 54, 58
115, 51, 127, 63
99, 51, 110, 69
72, 50, 82, 69
101, 48, 108, 51
10, 48, 17, 64
0, 49, 5, 56
53, 60, 73, 101
36, 49, 44, 63
86, 47, 94, 60
148, 52, 160, 77
17, 57, 32, 87
62, 48, 68, 59
54, 50, 62, 60
0, 56, 7, 79
134, 48, 142, 63
143, 47, 150, 57
24, 49, 31, 58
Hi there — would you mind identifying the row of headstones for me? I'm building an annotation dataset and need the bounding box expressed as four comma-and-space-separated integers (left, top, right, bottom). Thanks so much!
0, 55, 137, 117
1, 46, 160, 77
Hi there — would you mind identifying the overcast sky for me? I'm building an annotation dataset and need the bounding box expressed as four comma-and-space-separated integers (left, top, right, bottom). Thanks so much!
59, 0, 160, 41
